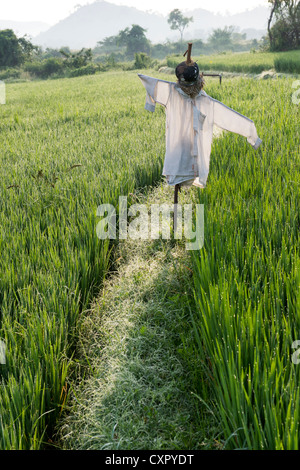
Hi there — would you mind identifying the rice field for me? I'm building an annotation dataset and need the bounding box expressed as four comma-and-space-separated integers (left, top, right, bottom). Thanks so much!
0, 71, 166, 449
0, 67, 299, 449
167, 49, 300, 74
189, 75, 300, 449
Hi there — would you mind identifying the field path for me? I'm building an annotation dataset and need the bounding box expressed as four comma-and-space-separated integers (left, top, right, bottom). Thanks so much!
57, 184, 215, 450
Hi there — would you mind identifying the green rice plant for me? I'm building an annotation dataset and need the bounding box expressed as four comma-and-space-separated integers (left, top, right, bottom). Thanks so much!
274, 51, 300, 73
1, 67, 299, 450
189, 76, 300, 449
167, 50, 300, 74
0, 71, 166, 449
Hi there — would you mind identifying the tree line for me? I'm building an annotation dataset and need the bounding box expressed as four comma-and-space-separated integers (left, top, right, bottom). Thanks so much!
267, 0, 299, 50
0, 23, 255, 75
95, 23, 256, 62
0, 5, 299, 78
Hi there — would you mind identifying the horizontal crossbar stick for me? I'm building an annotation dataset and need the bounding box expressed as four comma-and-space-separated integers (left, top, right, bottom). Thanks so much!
202, 73, 222, 85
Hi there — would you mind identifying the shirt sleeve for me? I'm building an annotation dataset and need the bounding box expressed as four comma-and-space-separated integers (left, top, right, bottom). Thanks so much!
138, 74, 171, 112
213, 98, 262, 149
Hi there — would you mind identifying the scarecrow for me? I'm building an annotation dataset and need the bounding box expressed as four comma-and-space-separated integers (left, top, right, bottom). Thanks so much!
138, 43, 262, 193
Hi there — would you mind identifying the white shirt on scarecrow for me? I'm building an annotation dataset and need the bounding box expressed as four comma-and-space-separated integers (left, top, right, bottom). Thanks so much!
138, 74, 262, 188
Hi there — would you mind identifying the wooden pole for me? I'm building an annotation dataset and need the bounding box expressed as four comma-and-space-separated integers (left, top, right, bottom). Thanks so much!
173, 184, 180, 233
186, 43, 193, 65
183, 43, 194, 65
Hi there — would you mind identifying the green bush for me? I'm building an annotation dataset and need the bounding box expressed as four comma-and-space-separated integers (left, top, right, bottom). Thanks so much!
0, 67, 21, 80
24, 58, 65, 79
69, 64, 99, 77
166, 55, 180, 69
134, 52, 153, 69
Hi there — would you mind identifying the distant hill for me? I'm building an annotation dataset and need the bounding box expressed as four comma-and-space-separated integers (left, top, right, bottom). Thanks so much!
34, 1, 169, 49
0, 20, 50, 38
30, 1, 270, 49
230, 7, 270, 30
186, 6, 269, 40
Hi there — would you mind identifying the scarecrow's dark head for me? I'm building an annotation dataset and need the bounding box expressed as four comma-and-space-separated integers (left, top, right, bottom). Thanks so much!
175, 61, 200, 86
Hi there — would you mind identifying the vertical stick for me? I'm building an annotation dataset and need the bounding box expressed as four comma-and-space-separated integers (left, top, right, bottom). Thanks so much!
174, 184, 180, 233
186, 43, 193, 64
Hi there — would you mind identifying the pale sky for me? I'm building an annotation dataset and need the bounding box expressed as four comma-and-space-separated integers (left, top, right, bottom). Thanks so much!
0, 0, 268, 25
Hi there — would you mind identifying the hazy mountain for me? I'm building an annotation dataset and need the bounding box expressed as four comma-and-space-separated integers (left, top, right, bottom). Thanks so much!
186, 6, 269, 40
241, 28, 267, 40
229, 7, 269, 30
34, 1, 168, 49
0, 20, 50, 38
32, 1, 270, 50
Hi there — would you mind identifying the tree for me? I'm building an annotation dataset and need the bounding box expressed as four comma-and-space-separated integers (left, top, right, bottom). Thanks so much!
167, 9, 193, 43
59, 47, 92, 68
267, 0, 280, 47
117, 24, 150, 59
134, 52, 152, 69
0, 29, 37, 67
267, 0, 300, 50
42, 47, 70, 59
97, 35, 119, 50
18, 35, 38, 62
208, 26, 235, 51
